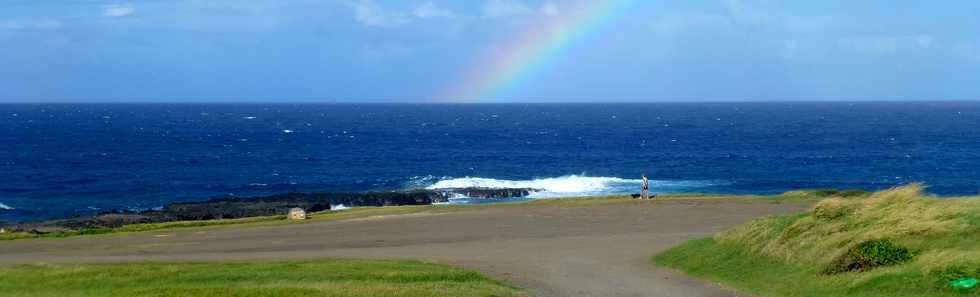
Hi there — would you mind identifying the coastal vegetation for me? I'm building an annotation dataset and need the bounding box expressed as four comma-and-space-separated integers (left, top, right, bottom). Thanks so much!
653, 184, 980, 297
0, 259, 522, 297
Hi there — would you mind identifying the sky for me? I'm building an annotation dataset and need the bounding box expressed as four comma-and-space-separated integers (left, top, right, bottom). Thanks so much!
1, 0, 979, 103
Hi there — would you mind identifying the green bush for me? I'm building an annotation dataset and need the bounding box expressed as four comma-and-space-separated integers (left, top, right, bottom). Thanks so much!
838, 189, 870, 197
797, 189, 869, 199
855, 239, 915, 265
811, 189, 842, 197
825, 239, 915, 274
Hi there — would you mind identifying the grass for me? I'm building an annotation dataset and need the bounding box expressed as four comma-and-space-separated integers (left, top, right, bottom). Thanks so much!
0, 191, 831, 241
653, 184, 980, 297
0, 259, 523, 297
652, 238, 964, 297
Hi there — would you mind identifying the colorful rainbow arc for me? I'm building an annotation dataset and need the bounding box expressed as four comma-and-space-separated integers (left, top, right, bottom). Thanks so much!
443, 0, 636, 102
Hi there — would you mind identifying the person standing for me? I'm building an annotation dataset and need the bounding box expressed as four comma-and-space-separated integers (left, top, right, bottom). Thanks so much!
641, 174, 650, 199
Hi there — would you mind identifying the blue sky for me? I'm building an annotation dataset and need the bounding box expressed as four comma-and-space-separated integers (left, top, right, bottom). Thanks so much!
1, 0, 979, 102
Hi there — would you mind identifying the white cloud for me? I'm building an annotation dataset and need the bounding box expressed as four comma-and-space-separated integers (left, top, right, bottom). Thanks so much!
723, 0, 837, 32
650, 0, 940, 60
540, 2, 559, 16
483, 0, 531, 18
413, 2, 456, 19
103, 4, 135, 17
648, 0, 809, 35
347, 0, 458, 28
347, 0, 409, 27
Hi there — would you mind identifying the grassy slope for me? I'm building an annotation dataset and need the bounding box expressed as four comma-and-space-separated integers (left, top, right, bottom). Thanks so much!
0, 259, 522, 297
2, 192, 805, 241
653, 185, 980, 297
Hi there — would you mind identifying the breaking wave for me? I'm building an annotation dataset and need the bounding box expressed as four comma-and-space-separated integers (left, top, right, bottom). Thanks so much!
423, 175, 721, 199
0, 202, 14, 210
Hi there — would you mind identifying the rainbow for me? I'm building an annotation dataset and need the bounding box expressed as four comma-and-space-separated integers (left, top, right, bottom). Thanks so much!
444, 0, 636, 102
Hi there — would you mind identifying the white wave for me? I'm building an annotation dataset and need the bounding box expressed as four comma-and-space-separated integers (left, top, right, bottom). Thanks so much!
0, 202, 14, 210
447, 193, 469, 199
404, 175, 451, 189
331, 204, 350, 210
428, 175, 631, 193
424, 175, 723, 199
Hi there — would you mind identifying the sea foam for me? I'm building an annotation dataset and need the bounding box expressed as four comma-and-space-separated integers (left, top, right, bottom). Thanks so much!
427, 175, 634, 194
0, 202, 14, 210
424, 175, 719, 199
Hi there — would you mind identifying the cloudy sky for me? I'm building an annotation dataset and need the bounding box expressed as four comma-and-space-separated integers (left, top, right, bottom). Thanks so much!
2, 0, 979, 102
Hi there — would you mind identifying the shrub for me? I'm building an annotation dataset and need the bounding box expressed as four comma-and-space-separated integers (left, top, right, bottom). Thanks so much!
838, 189, 870, 198
781, 189, 868, 200
825, 239, 915, 274
812, 189, 869, 198
811, 189, 841, 197
855, 239, 915, 265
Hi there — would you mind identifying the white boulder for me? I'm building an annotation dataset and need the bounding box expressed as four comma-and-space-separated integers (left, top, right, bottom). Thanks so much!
287, 208, 307, 220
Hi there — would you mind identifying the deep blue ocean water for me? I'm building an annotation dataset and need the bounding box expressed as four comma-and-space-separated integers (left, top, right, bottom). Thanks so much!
2, 102, 979, 222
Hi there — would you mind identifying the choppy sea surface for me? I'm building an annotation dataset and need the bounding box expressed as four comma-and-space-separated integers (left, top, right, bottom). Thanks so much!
2, 102, 979, 222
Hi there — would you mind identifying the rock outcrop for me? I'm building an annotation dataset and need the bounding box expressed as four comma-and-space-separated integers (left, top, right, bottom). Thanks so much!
6, 187, 538, 233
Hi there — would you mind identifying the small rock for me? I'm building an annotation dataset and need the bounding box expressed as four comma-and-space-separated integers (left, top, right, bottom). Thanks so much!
287, 208, 307, 220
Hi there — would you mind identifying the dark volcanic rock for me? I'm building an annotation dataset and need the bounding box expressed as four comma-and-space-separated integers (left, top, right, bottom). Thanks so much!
161, 191, 436, 221
8, 213, 154, 233
7, 188, 539, 232
163, 188, 537, 221
431, 188, 535, 201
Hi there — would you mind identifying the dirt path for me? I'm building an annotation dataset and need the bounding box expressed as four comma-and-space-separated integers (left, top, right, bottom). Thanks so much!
0, 199, 808, 297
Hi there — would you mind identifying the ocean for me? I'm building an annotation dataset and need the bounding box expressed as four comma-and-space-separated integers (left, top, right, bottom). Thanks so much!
2, 102, 979, 222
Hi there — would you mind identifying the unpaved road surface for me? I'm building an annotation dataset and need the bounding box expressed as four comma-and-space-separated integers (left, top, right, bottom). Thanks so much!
0, 199, 808, 297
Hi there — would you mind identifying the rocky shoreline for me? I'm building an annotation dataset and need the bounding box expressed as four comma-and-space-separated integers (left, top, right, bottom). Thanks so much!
4, 188, 537, 233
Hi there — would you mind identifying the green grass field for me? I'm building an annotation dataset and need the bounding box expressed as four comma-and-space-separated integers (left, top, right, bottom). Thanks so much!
0, 259, 523, 297
653, 185, 980, 297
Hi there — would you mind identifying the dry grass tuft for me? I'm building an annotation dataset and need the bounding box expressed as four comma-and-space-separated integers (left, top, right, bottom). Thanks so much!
814, 197, 853, 220
716, 184, 980, 280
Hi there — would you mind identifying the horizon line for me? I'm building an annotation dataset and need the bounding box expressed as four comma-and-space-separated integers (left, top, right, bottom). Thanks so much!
1, 99, 980, 105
